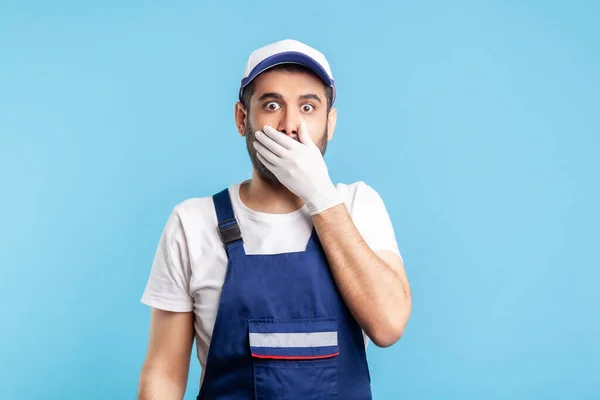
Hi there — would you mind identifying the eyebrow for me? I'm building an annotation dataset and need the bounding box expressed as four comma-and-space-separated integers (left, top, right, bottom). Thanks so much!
299, 94, 322, 103
257, 92, 323, 104
257, 92, 283, 102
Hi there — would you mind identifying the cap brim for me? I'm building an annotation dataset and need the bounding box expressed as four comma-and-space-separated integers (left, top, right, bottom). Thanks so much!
239, 51, 335, 103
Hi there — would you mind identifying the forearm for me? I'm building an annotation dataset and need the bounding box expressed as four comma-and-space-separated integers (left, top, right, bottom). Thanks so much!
137, 363, 187, 400
313, 203, 411, 347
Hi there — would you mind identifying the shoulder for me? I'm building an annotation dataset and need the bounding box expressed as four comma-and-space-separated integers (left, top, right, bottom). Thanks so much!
171, 196, 216, 221
160, 185, 238, 239
335, 181, 401, 256
335, 181, 386, 211
161, 197, 213, 232
169, 183, 242, 220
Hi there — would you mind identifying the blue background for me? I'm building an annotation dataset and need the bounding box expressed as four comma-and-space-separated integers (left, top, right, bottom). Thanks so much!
1, 1, 598, 399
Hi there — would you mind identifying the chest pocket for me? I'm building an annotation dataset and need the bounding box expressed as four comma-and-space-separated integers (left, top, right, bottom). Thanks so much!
248, 317, 339, 399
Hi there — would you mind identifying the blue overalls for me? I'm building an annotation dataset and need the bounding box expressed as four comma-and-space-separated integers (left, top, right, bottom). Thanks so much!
197, 188, 372, 399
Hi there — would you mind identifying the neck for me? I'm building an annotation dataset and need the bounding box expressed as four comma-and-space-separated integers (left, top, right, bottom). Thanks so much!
239, 170, 305, 214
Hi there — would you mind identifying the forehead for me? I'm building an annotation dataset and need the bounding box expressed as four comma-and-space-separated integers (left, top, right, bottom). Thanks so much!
251, 69, 326, 99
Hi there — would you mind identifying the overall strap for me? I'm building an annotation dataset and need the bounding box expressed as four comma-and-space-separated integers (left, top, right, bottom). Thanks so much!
213, 188, 245, 257
305, 227, 323, 251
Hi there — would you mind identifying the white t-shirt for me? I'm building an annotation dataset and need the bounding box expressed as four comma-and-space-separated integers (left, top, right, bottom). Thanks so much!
140, 180, 401, 386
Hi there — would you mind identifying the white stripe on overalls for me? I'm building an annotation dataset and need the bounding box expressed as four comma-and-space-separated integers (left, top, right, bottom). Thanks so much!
249, 332, 338, 348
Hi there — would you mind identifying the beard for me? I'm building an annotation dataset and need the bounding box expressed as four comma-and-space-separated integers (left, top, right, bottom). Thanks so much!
245, 122, 329, 186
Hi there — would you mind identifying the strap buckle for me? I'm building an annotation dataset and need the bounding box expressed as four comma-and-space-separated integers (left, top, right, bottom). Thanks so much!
218, 218, 243, 244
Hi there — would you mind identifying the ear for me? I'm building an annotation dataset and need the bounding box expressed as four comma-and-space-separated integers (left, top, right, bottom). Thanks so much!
234, 102, 248, 137
326, 107, 337, 141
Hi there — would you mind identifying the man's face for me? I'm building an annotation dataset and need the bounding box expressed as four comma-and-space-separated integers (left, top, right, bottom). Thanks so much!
241, 69, 333, 185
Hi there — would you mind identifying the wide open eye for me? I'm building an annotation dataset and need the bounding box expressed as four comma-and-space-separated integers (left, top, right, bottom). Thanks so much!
301, 104, 314, 113
264, 102, 281, 111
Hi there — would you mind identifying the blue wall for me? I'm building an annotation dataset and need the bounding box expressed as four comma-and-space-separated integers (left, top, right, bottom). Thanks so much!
1, 1, 598, 399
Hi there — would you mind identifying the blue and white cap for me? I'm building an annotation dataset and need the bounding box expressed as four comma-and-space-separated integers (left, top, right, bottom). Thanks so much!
239, 39, 336, 105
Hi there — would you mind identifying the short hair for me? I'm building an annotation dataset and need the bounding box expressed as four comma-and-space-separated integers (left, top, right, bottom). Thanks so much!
240, 64, 334, 112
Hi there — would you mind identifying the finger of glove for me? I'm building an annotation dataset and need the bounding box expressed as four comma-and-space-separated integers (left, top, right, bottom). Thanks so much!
298, 121, 315, 147
262, 126, 298, 150
256, 152, 277, 171
255, 130, 288, 158
253, 140, 281, 166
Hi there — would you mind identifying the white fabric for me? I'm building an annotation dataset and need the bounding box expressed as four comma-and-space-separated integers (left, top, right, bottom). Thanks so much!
242, 39, 334, 81
140, 180, 401, 384
254, 123, 343, 215
249, 332, 338, 348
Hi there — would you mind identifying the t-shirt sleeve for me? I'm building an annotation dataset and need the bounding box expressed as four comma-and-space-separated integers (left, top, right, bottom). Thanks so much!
350, 182, 402, 259
140, 206, 194, 312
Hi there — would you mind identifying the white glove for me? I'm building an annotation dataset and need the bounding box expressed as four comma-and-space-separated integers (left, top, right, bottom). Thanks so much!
253, 122, 343, 215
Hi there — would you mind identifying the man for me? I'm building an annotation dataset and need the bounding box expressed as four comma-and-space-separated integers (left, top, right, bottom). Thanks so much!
137, 39, 412, 400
